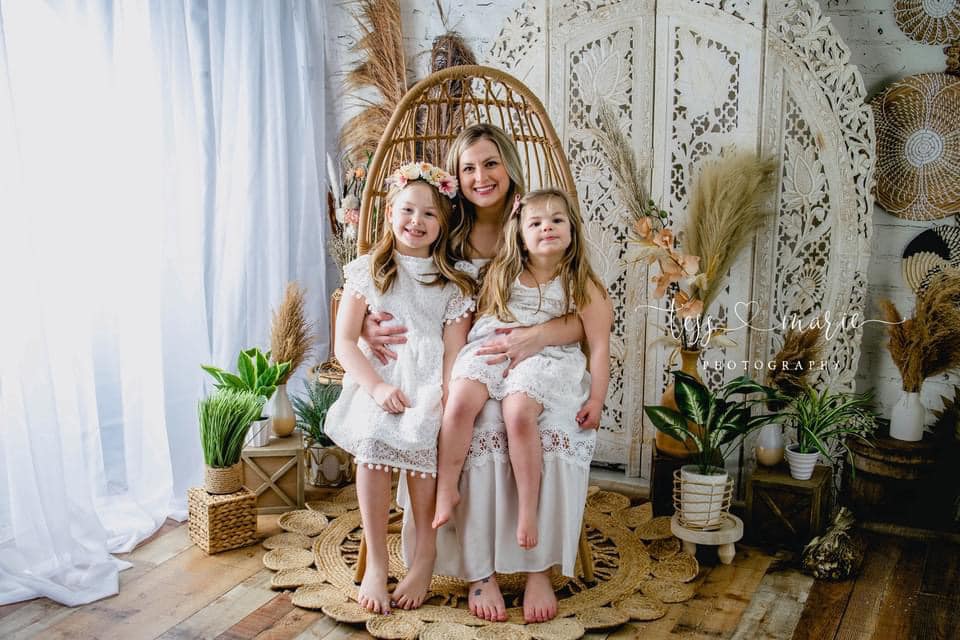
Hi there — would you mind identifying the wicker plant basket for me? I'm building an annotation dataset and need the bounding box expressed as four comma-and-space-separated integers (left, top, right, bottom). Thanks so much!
204, 463, 242, 495
872, 72, 960, 220
894, 0, 960, 44
187, 487, 257, 554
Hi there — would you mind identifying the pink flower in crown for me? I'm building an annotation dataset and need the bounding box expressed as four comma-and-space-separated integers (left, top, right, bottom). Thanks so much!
438, 175, 458, 198
343, 209, 360, 226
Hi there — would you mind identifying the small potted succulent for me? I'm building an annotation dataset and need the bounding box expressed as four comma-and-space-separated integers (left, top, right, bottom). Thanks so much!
198, 389, 265, 494
780, 385, 878, 480
645, 371, 779, 527
292, 378, 353, 486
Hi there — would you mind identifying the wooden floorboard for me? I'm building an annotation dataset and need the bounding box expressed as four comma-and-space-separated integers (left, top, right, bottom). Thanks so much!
834, 535, 901, 640
790, 573, 855, 640
872, 538, 927, 640
731, 569, 812, 639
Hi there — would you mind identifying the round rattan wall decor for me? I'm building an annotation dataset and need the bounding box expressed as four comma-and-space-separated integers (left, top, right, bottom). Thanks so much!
872, 73, 960, 220
894, 0, 960, 44
902, 225, 960, 292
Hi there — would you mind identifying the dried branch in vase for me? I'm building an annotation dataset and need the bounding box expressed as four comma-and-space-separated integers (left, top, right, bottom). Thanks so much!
881, 270, 960, 392
427, 31, 477, 161
339, 0, 409, 165
271, 282, 314, 384
767, 324, 824, 406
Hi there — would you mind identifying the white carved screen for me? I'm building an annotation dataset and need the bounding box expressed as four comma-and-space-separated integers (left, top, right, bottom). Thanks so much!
486, 0, 874, 482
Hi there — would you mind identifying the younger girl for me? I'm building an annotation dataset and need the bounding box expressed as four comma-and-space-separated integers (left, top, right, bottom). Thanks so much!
434, 189, 612, 553
325, 162, 474, 614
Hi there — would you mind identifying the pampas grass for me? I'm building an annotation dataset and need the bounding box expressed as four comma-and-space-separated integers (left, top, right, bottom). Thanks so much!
686, 151, 777, 309
199, 389, 264, 467
340, 0, 409, 164
593, 102, 651, 225
767, 325, 824, 407
881, 270, 960, 392
271, 282, 313, 384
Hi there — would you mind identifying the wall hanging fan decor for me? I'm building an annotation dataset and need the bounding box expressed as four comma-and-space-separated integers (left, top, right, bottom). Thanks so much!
901, 225, 960, 292
872, 72, 960, 220
894, 0, 960, 45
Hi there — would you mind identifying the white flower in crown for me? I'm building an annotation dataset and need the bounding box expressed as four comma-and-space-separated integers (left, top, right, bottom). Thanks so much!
386, 161, 459, 199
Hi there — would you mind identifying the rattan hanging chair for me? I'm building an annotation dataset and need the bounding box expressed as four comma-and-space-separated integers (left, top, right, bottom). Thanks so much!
357, 65, 578, 254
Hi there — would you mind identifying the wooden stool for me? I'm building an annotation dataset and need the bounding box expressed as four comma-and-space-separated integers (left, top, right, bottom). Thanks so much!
671, 513, 743, 564
241, 434, 305, 514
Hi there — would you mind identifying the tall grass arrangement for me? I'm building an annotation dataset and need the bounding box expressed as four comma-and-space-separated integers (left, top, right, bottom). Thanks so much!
880, 271, 960, 392
767, 324, 824, 402
271, 282, 313, 384
199, 390, 265, 468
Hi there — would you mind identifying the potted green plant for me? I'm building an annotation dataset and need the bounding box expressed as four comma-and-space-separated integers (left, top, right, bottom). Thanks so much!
198, 389, 265, 494
645, 371, 779, 527
292, 379, 352, 486
781, 385, 878, 480
202, 347, 291, 447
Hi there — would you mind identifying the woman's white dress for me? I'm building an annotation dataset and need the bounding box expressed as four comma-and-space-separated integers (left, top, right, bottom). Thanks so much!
401, 263, 597, 580
324, 253, 473, 476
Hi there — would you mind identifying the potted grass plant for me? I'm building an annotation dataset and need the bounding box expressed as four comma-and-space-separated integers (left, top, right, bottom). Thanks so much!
292, 379, 352, 486
781, 385, 878, 480
645, 371, 779, 527
199, 389, 265, 494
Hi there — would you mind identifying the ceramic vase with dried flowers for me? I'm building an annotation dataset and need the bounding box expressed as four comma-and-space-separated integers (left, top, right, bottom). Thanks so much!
269, 282, 314, 438
881, 271, 960, 441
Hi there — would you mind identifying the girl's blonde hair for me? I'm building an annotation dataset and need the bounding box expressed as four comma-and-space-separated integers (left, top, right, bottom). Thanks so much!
478, 188, 606, 321
445, 123, 526, 260
369, 179, 475, 297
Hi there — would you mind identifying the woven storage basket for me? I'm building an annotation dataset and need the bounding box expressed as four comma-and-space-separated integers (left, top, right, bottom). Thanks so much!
204, 463, 242, 495
872, 73, 960, 220
187, 487, 257, 554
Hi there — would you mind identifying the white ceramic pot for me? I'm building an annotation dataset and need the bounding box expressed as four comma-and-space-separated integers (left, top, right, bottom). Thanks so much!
755, 424, 785, 466
679, 465, 729, 528
784, 444, 819, 480
245, 417, 271, 448
889, 391, 925, 442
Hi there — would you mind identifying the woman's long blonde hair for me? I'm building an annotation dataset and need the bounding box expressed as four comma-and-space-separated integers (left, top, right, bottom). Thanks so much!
478, 188, 606, 322
369, 179, 475, 297
445, 123, 526, 261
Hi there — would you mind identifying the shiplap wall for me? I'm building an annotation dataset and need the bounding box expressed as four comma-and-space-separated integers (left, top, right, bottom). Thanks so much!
328, 0, 955, 428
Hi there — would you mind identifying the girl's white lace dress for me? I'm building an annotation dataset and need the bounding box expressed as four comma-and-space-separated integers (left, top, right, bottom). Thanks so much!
324, 253, 473, 476
402, 264, 597, 580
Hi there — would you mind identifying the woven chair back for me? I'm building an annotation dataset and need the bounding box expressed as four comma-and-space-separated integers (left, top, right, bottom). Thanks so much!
357, 65, 577, 254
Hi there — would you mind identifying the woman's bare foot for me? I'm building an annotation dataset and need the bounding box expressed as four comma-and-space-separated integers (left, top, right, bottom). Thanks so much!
392, 558, 434, 610
523, 570, 557, 623
357, 565, 391, 614
468, 575, 507, 622
516, 508, 538, 549
432, 486, 459, 529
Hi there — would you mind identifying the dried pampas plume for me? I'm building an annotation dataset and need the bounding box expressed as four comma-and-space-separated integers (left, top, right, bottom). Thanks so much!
882, 270, 960, 392
340, 0, 409, 165
271, 282, 314, 384
767, 324, 824, 400
592, 102, 650, 225
686, 151, 778, 309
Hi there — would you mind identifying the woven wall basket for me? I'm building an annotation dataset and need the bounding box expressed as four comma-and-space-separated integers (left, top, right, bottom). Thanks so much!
872, 73, 960, 220
894, 0, 960, 44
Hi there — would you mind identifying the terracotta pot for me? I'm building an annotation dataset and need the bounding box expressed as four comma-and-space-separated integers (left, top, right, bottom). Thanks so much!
655, 349, 703, 459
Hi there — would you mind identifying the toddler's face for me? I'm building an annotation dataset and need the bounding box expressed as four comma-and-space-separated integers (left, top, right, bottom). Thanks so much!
520, 197, 572, 260
389, 181, 441, 257
457, 138, 511, 212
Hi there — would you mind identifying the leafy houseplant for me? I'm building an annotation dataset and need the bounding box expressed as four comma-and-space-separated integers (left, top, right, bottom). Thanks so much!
293, 379, 353, 487
645, 371, 779, 526
781, 385, 878, 480
198, 389, 265, 494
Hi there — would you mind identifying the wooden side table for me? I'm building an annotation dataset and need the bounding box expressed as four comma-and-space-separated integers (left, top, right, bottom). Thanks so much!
746, 464, 831, 548
241, 434, 305, 514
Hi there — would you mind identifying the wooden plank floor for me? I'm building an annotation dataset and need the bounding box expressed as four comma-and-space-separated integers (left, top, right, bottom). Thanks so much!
1, 519, 957, 639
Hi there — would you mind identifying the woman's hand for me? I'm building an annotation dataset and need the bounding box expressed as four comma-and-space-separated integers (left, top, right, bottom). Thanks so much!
576, 397, 603, 430
361, 311, 408, 365
475, 326, 545, 377
372, 382, 410, 414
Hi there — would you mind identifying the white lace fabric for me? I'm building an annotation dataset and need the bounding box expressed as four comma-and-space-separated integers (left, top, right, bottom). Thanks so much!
325, 253, 474, 475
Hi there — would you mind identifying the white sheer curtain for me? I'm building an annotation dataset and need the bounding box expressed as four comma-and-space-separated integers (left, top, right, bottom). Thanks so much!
0, 0, 332, 606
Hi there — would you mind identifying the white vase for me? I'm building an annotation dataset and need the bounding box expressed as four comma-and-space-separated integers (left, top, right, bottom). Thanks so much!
271, 384, 297, 437
679, 465, 729, 528
755, 424, 785, 467
245, 416, 271, 448
784, 444, 819, 480
889, 391, 925, 442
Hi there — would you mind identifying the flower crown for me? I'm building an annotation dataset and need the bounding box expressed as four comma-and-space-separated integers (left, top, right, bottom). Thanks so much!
386, 162, 458, 199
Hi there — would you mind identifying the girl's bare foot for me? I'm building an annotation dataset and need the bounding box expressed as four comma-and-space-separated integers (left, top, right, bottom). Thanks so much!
357, 566, 391, 614
432, 486, 459, 529
517, 509, 538, 549
523, 570, 557, 623
392, 557, 434, 610
468, 575, 507, 622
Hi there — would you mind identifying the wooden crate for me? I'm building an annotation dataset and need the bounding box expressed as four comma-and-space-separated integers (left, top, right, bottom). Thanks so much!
187, 487, 257, 554
241, 434, 304, 514
746, 464, 831, 548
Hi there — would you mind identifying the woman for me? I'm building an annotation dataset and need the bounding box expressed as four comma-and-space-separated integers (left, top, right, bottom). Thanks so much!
363, 124, 591, 623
